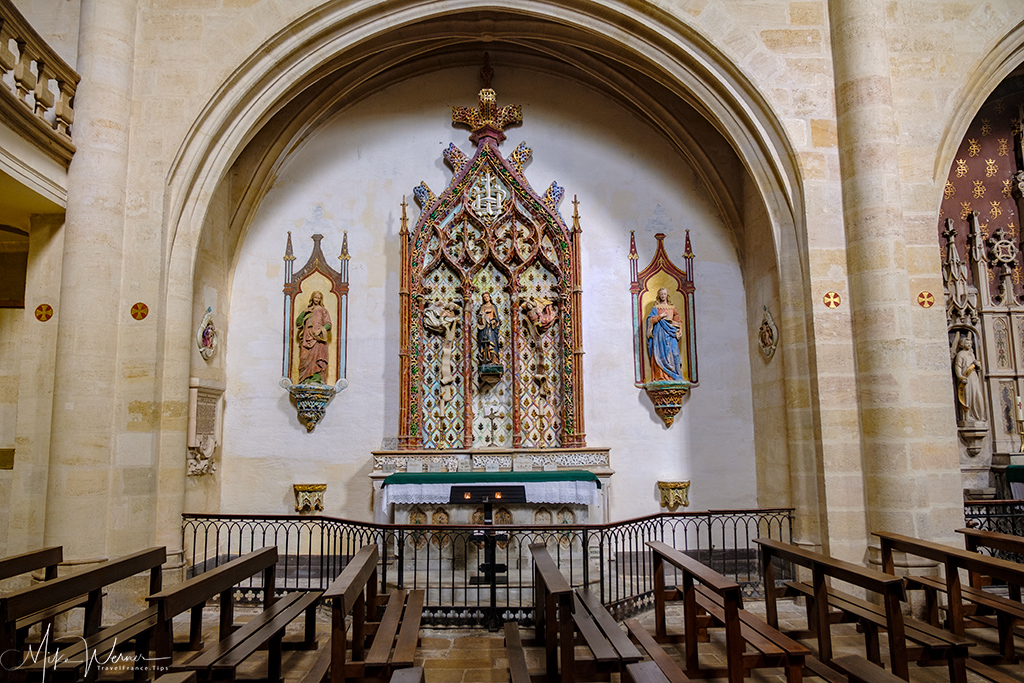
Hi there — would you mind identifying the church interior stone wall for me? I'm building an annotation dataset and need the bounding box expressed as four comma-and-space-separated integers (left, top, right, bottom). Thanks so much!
0, 0, 1021, 563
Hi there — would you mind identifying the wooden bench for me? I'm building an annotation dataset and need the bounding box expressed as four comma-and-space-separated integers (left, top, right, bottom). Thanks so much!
831, 656, 906, 683
504, 543, 641, 683
0, 546, 68, 650
957, 527, 1024, 589
643, 540, 807, 683
757, 537, 972, 683
147, 545, 320, 683
299, 544, 423, 683
624, 659, 688, 683
875, 530, 1024, 679
0, 546, 166, 683
0, 547, 63, 586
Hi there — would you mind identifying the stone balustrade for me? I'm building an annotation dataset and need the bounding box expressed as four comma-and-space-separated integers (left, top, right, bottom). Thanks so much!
0, 0, 79, 165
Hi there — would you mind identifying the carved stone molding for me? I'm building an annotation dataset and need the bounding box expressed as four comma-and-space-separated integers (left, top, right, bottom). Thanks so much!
371, 447, 610, 473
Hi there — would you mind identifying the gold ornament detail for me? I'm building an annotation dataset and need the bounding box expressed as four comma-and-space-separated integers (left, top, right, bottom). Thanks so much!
968, 139, 981, 157
956, 159, 968, 177
944, 182, 955, 199
1004, 180, 1013, 198
657, 481, 691, 511
960, 202, 973, 220
981, 119, 992, 136
973, 181, 986, 198
990, 201, 1003, 220
999, 138, 1010, 156
986, 159, 998, 177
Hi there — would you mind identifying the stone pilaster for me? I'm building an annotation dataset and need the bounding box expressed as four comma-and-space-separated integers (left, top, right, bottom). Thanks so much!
44, 0, 137, 558
827, 0, 963, 545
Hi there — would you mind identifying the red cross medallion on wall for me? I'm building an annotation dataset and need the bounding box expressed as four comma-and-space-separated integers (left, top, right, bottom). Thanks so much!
917, 291, 935, 308
34, 304, 53, 322
131, 302, 149, 321
823, 291, 841, 309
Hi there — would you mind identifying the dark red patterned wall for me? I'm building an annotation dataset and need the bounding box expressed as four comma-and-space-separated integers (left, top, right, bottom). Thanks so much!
938, 89, 1023, 298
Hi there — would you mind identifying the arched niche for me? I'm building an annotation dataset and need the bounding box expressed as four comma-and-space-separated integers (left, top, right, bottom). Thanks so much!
160, 1, 817, 537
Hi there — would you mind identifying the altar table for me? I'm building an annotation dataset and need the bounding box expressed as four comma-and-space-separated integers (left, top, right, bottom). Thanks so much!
377, 470, 602, 523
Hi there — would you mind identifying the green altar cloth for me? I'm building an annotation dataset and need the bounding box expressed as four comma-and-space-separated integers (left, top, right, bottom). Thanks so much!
382, 470, 601, 488
1007, 465, 1024, 483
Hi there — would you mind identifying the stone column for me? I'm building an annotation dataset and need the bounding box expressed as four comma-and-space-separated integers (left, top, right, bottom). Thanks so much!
828, 0, 963, 544
44, 0, 137, 557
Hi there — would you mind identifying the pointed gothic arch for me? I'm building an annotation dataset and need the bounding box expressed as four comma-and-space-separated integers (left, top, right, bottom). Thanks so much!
154, 0, 818, 543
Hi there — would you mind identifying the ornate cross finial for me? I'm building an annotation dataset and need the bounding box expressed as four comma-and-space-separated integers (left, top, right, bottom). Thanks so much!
452, 58, 522, 146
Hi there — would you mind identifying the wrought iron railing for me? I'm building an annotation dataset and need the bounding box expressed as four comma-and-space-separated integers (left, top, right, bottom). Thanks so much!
181, 508, 793, 628
964, 499, 1024, 563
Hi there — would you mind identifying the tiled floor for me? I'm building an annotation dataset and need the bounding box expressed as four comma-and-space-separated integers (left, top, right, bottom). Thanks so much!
259, 597, 1023, 683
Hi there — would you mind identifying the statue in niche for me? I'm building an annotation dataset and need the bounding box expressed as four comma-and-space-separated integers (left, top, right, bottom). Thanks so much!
953, 335, 986, 423
477, 292, 502, 366
296, 291, 332, 384
424, 299, 462, 403
646, 287, 684, 382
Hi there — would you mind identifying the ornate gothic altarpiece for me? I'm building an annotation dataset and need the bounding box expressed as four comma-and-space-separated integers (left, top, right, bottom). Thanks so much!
280, 232, 350, 431
371, 75, 610, 527
629, 231, 698, 427
938, 95, 1024, 496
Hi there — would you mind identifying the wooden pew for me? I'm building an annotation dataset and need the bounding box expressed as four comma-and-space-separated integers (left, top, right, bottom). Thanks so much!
0, 547, 67, 651
957, 527, 1024, 588
505, 543, 641, 683
643, 540, 807, 683
0, 546, 166, 683
756, 537, 972, 683
0, 547, 63, 585
875, 530, 1024, 680
147, 546, 320, 683
831, 656, 905, 683
298, 544, 423, 683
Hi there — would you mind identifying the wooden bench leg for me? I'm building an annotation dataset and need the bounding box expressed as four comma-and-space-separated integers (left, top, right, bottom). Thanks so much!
268, 631, 284, 683
947, 652, 967, 683
997, 612, 1017, 663
861, 620, 881, 666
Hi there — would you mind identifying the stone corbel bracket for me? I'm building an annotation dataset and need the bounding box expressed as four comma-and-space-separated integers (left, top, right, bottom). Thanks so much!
294, 484, 326, 513
657, 480, 691, 511
281, 378, 349, 432
644, 381, 691, 427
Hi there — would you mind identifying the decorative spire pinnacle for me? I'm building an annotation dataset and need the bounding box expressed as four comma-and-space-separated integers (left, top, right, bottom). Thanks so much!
452, 56, 522, 145
284, 231, 295, 261
339, 230, 350, 262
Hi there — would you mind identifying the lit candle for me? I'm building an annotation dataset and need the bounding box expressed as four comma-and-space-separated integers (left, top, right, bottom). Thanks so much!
1016, 395, 1023, 422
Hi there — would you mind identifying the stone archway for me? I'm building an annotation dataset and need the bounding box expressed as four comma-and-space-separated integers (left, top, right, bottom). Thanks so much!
154, 1, 815, 546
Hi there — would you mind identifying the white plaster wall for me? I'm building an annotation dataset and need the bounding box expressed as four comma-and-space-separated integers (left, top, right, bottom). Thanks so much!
222, 67, 757, 521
